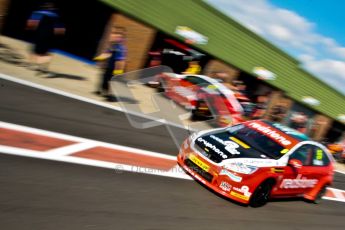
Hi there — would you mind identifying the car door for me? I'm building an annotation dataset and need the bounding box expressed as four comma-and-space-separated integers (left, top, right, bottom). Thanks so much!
304, 146, 332, 186
165, 76, 191, 106
173, 76, 207, 108
275, 144, 318, 196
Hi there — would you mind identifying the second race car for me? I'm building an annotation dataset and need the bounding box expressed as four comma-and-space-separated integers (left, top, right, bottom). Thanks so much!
150, 73, 245, 125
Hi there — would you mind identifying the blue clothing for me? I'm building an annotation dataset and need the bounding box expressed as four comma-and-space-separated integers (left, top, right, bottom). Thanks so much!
108, 43, 126, 61
105, 43, 126, 74
29, 10, 63, 54
102, 43, 127, 91
30, 10, 58, 21
30, 10, 63, 30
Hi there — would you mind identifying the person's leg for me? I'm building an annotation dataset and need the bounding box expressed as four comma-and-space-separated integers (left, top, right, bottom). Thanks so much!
36, 54, 52, 72
27, 42, 39, 70
100, 71, 112, 95
33, 37, 52, 74
27, 53, 37, 68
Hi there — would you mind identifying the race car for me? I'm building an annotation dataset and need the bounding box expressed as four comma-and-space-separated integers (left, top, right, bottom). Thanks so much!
177, 120, 334, 207
149, 73, 245, 125
326, 142, 344, 161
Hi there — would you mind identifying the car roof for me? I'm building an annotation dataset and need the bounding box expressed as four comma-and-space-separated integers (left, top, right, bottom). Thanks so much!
241, 120, 309, 150
262, 120, 310, 141
178, 74, 234, 95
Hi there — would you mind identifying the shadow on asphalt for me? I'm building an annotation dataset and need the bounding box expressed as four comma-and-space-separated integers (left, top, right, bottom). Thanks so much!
104, 95, 139, 104
177, 163, 314, 208
0, 42, 26, 66
44, 71, 86, 81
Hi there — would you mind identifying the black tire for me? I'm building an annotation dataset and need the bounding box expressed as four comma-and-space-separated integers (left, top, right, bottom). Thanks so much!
313, 186, 327, 204
250, 180, 273, 207
157, 80, 165, 93
192, 100, 213, 121
191, 109, 201, 121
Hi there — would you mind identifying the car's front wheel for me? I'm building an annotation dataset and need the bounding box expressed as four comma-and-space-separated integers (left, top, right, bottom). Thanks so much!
250, 180, 273, 207
157, 79, 166, 93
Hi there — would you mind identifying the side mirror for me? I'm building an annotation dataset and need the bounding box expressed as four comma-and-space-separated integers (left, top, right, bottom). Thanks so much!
288, 159, 303, 169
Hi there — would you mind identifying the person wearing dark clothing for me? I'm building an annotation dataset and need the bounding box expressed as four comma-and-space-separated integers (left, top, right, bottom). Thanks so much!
290, 112, 308, 133
26, 2, 64, 73
101, 42, 126, 91
269, 103, 287, 122
94, 28, 127, 99
251, 93, 270, 119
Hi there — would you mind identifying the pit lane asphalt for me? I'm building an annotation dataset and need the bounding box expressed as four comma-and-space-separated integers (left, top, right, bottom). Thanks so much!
1, 78, 345, 230
0, 78, 184, 155
1, 154, 344, 230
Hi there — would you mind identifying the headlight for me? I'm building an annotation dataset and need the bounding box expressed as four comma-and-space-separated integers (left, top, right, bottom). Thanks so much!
224, 162, 258, 175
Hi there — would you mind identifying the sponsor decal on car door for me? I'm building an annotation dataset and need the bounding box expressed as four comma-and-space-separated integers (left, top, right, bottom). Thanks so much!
275, 167, 319, 195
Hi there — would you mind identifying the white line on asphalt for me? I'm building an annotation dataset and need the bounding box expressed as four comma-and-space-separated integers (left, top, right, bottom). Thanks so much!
330, 189, 345, 200
328, 187, 345, 194
322, 197, 345, 203
0, 121, 190, 179
335, 170, 345, 175
0, 121, 176, 160
65, 156, 192, 180
0, 145, 192, 180
45, 142, 97, 156
0, 73, 190, 131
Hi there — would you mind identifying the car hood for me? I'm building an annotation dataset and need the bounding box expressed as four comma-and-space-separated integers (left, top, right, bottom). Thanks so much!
194, 131, 273, 164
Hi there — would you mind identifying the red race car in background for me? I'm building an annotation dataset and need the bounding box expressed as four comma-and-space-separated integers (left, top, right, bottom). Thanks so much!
150, 73, 246, 126
326, 142, 345, 162
178, 120, 334, 207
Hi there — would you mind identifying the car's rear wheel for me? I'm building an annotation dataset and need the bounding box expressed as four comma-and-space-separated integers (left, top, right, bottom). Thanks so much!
191, 109, 200, 121
250, 180, 273, 207
191, 100, 212, 121
313, 186, 327, 204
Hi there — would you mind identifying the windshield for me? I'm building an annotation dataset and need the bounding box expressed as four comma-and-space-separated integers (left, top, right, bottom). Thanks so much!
227, 124, 287, 159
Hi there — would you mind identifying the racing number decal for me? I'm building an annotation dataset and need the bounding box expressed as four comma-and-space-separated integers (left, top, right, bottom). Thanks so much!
316, 149, 323, 160
313, 149, 324, 165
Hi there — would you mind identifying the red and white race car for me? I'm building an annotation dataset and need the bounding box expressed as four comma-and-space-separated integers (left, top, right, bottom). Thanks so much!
150, 73, 245, 126
178, 120, 334, 207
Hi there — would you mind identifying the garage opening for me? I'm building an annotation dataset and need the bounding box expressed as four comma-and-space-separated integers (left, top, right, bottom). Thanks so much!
2, 0, 113, 60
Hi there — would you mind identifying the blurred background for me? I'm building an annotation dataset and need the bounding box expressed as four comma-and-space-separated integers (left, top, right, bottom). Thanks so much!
0, 0, 344, 155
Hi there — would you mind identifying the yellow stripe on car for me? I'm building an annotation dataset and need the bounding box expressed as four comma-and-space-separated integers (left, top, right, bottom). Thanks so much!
270, 168, 284, 173
230, 191, 250, 201
230, 137, 250, 149
280, 149, 289, 154
189, 154, 210, 172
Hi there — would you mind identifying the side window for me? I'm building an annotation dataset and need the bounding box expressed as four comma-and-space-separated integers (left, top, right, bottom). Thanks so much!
311, 147, 330, 166
289, 144, 314, 166
184, 76, 208, 86
184, 76, 197, 85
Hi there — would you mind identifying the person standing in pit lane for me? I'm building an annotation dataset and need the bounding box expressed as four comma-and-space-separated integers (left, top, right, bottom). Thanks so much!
26, 2, 65, 74
94, 27, 127, 101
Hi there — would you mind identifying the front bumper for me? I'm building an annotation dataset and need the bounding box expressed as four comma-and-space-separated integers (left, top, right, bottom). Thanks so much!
177, 149, 253, 204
